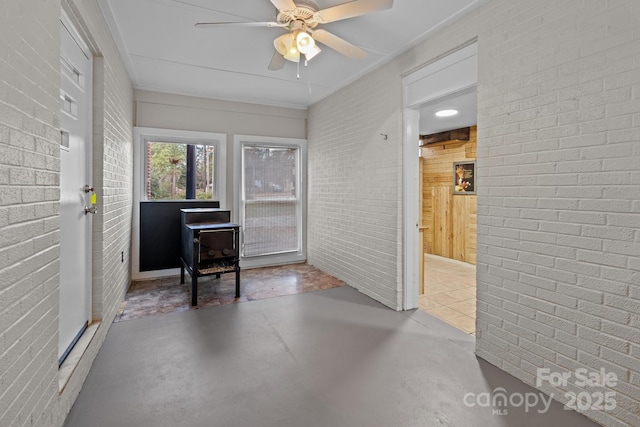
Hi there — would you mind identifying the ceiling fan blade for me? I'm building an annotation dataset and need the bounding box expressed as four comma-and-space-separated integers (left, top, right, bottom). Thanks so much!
312, 29, 367, 59
314, 0, 393, 23
268, 51, 286, 71
195, 21, 285, 28
270, 0, 296, 12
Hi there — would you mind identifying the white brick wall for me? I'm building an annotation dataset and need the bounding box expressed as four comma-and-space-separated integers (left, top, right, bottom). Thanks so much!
0, 0, 133, 426
308, 0, 639, 425
307, 69, 403, 309
0, 0, 64, 425
473, 1, 640, 426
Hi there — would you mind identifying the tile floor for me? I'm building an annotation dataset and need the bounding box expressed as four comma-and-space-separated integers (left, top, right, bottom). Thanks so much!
115, 263, 344, 322
418, 253, 476, 334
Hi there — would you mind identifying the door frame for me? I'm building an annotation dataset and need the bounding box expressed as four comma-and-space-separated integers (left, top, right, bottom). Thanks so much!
402, 41, 478, 310
58, 9, 94, 363
402, 108, 420, 310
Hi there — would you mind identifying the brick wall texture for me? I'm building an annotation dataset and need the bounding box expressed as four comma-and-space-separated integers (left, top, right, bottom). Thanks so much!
0, 0, 133, 426
308, 0, 639, 426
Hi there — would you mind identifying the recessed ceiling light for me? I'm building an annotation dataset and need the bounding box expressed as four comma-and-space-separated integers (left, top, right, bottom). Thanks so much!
435, 109, 458, 117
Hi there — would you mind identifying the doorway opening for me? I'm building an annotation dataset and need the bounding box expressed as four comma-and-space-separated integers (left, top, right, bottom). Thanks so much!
403, 42, 478, 334
418, 126, 477, 334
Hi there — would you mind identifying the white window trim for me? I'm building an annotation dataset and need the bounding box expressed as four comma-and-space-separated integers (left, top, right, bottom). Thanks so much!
132, 126, 227, 279
233, 134, 307, 269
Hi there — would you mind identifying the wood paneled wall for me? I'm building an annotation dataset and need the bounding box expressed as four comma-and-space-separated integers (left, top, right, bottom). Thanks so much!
419, 127, 477, 264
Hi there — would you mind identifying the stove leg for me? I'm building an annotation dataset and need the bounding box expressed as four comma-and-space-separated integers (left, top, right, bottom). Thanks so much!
180, 264, 185, 284
191, 275, 198, 306
235, 268, 240, 298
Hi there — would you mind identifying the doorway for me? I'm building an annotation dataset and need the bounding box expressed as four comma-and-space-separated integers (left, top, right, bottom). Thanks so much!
418, 126, 477, 333
58, 14, 94, 364
403, 42, 478, 333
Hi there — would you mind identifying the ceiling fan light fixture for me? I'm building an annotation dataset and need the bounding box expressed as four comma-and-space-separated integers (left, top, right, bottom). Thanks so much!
284, 45, 300, 62
304, 44, 321, 61
274, 33, 293, 55
274, 33, 300, 62
296, 30, 315, 54
197, 0, 393, 72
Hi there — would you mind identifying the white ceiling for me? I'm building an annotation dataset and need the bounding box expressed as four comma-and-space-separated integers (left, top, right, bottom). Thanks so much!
99, 0, 484, 112
418, 87, 477, 135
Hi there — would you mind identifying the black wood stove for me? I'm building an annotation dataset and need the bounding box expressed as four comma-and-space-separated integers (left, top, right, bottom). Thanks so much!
180, 208, 240, 306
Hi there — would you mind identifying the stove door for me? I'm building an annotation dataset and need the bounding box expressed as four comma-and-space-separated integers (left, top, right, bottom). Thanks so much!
198, 229, 238, 261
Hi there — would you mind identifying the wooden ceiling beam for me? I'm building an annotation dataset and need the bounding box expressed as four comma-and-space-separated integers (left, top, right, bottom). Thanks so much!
419, 127, 470, 145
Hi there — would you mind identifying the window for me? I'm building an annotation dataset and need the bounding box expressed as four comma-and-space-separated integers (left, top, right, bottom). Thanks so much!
133, 127, 226, 279
146, 142, 217, 200
133, 128, 226, 203
242, 146, 298, 257
235, 135, 306, 268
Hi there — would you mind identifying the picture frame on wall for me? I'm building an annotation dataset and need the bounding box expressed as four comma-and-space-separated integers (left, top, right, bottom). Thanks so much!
453, 161, 476, 195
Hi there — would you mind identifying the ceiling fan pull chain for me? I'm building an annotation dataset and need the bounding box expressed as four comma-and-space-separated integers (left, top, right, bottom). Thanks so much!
297, 60, 300, 79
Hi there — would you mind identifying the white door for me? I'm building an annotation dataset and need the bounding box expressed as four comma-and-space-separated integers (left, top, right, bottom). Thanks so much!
58, 17, 93, 364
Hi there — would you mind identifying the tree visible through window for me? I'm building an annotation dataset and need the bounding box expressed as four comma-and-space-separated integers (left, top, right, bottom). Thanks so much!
146, 141, 216, 200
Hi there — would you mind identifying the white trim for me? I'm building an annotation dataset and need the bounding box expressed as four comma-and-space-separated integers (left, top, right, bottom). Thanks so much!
403, 43, 478, 86
233, 134, 307, 269
132, 127, 227, 280
404, 43, 478, 109
60, 9, 91, 60
402, 109, 420, 310
96, 0, 138, 82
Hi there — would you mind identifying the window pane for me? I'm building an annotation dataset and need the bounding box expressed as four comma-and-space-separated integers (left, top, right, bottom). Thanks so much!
242, 146, 299, 257
146, 142, 216, 200
243, 147, 296, 200
243, 201, 298, 257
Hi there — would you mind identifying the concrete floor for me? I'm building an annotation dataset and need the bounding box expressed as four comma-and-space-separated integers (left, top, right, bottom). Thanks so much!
64, 287, 601, 427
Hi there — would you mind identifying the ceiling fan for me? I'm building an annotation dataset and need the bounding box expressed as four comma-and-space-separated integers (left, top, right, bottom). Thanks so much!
195, 0, 393, 70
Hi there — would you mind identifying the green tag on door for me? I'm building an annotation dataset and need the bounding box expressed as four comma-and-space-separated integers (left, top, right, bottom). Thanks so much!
91, 193, 97, 205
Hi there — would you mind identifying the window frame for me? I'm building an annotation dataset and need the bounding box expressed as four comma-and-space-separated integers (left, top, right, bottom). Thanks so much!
132, 127, 227, 279
234, 135, 307, 268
